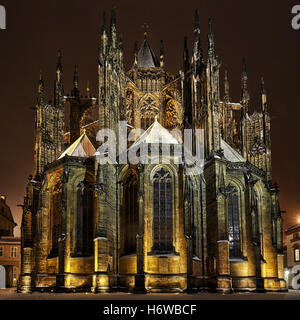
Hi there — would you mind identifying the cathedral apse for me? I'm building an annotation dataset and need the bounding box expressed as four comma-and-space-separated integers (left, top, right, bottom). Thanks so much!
18, 9, 286, 294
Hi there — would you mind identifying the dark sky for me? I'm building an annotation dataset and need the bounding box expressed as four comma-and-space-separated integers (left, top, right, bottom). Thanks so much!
0, 0, 299, 237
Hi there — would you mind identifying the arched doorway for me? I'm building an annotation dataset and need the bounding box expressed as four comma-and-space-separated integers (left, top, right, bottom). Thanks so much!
0, 265, 5, 289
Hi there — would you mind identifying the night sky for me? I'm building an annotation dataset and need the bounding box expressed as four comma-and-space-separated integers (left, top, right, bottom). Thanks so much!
0, 0, 299, 237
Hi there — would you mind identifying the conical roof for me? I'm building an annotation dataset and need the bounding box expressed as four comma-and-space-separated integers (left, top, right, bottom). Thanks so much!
58, 131, 96, 159
137, 38, 159, 68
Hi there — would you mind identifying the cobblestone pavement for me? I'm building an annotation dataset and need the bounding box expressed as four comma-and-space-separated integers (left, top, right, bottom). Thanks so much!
0, 288, 300, 300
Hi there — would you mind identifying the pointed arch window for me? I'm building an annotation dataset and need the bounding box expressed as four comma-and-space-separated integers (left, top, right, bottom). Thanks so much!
75, 181, 94, 256
50, 182, 62, 256
152, 168, 173, 254
251, 190, 260, 243
122, 171, 139, 255
186, 179, 196, 256
227, 185, 241, 259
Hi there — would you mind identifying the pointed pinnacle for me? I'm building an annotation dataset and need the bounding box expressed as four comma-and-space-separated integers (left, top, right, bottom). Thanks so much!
208, 18, 214, 50
224, 70, 230, 99
56, 50, 62, 71
261, 76, 266, 94
86, 81, 90, 94
73, 65, 78, 88
39, 69, 44, 82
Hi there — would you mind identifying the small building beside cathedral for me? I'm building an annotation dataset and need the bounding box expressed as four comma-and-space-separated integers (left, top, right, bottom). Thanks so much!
0, 195, 21, 288
284, 224, 300, 289
18, 9, 286, 293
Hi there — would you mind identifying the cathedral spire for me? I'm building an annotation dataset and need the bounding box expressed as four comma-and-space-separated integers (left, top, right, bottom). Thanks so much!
37, 69, 44, 105
100, 11, 108, 56
183, 36, 190, 73
54, 50, 64, 108
73, 64, 78, 89
142, 22, 149, 39
241, 58, 250, 112
193, 10, 203, 77
133, 40, 138, 66
261, 76, 270, 151
224, 70, 230, 102
137, 31, 159, 68
110, 7, 117, 48
56, 50, 63, 81
261, 76, 267, 112
71, 65, 80, 97
160, 40, 164, 68
208, 18, 215, 54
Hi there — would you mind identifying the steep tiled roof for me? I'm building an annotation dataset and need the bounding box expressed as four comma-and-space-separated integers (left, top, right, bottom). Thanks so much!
137, 39, 159, 68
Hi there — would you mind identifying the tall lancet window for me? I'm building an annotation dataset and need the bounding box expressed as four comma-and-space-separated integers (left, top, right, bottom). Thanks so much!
122, 172, 139, 255
227, 185, 241, 259
152, 168, 173, 253
251, 190, 260, 243
51, 182, 62, 256
76, 181, 94, 256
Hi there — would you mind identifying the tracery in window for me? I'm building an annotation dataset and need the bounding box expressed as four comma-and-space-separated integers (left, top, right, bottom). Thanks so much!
227, 185, 241, 259
152, 168, 173, 253
51, 181, 62, 256
122, 171, 139, 255
140, 96, 159, 130
76, 181, 94, 256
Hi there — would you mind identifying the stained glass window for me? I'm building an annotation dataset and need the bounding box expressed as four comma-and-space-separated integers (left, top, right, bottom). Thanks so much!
152, 168, 173, 253
123, 172, 138, 255
51, 185, 62, 256
251, 190, 259, 242
228, 186, 241, 259
76, 182, 94, 256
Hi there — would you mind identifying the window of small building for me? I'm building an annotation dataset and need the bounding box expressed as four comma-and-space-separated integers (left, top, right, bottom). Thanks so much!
0, 246, 3, 256
10, 247, 17, 258
295, 248, 300, 262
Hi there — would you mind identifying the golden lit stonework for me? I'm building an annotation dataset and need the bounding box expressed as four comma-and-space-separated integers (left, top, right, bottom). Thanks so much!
18, 9, 286, 294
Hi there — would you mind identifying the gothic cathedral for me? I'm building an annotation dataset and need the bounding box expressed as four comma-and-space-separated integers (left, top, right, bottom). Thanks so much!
19, 9, 286, 293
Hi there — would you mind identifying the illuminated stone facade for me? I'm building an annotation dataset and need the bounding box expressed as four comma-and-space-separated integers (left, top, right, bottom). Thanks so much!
19, 9, 285, 293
